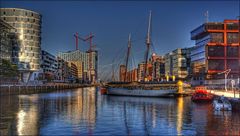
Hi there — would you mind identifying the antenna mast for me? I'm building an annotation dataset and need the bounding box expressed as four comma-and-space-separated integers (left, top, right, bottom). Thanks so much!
143, 11, 152, 81
205, 10, 209, 23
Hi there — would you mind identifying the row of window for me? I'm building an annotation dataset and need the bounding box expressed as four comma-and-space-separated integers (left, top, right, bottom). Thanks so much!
1, 9, 40, 18
208, 59, 239, 71
207, 46, 239, 57
2, 16, 40, 24
209, 32, 239, 43
206, 23, 239, 30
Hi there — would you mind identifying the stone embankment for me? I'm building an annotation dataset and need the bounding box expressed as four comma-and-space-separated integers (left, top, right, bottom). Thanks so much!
0, 83, 98, 96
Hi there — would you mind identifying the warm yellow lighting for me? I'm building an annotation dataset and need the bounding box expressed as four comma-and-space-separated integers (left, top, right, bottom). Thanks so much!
176, 97, 183, 135
17, 110, 26, 135
172, 75, 175, 81
177, 80, 183, 93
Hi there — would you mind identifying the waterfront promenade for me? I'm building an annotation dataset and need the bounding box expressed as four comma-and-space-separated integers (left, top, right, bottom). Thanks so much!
207, 90, 240, 99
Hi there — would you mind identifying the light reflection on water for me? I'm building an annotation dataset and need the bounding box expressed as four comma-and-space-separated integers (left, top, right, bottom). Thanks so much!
0, 87, 239, 135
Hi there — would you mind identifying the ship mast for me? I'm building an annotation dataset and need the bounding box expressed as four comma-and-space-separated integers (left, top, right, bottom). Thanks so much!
124, 34, 131, 82
144, 11, 152, 81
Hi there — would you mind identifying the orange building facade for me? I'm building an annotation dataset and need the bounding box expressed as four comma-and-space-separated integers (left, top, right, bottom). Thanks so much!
191, 19, 239, 84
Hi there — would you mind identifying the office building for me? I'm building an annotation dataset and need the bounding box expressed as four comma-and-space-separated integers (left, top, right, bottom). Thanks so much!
119, 64, 126, 82
137, 62, 145, 82
191, 19, 239, 85
41, 50, 58, 80
56, 57, 69, 82
164, 48, 191, 80
151, 53, 165, 81
67, 62, 78, 82
68, 61, 84, 82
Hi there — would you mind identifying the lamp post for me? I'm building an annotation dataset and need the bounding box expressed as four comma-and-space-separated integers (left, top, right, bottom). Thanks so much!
218, 69, 231, 92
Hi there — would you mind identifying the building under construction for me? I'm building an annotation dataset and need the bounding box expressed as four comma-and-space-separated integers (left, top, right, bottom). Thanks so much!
191, 19, 239, 85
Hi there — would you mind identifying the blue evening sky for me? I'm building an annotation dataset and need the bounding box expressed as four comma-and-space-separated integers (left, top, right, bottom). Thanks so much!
1, 1, 239, 79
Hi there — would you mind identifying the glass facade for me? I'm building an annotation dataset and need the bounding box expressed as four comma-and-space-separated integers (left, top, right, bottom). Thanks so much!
0, 8, 42, 71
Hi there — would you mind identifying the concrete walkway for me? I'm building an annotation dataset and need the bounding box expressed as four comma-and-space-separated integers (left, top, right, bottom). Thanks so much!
207, 90, 240, 99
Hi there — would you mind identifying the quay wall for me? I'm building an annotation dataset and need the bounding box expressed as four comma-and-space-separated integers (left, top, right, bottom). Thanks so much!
0, 84, 96, 96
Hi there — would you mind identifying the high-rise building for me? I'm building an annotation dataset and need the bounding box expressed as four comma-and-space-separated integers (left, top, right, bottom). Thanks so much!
151, 53, 165, 81
126, 68, 138, 82
137, 62, 145, 82
119, 64, 126, 82
68, 61, 84, 82
191, 19, 239, 85
0, 8, 42, 82
57, 50, 98, 83
56, 57, 69, 82
67, 62, 78, 82
164, 48, 191, 80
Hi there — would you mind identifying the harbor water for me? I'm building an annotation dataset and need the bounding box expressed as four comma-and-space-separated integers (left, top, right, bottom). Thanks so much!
0, 87, 239, 135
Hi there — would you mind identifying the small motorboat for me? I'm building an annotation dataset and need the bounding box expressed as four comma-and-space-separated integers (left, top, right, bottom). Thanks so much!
213, 96, 232, 111
191, 89, 213, 102
100, 87, 108, 95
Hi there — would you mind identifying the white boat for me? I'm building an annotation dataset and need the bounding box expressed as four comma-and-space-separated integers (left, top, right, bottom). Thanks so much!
213, 97, 232, 111
107, 88, 177, 97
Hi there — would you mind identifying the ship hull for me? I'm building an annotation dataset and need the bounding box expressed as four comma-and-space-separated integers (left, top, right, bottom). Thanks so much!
107, 88, 177, 97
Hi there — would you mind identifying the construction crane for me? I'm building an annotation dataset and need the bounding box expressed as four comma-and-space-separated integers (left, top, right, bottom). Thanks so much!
74, 32, 85, 50
74, 32, 97, 83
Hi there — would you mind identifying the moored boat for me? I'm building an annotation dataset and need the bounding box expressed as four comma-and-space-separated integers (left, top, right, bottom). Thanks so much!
100, 87, 108, 95
191, 89, 213, 102
213, 96, 232, 111
106, 87, 177, 97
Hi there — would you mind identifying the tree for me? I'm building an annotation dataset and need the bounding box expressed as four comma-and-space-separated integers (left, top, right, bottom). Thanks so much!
0, 59, 19, 78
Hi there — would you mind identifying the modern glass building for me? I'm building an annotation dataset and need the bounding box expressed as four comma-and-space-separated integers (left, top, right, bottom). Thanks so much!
57, 50, 98, 83
191, 19, 239, 85
0, 8, 42, 72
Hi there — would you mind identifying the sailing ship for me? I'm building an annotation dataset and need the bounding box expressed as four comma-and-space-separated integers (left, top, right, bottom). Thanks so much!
104, 11, 178, 97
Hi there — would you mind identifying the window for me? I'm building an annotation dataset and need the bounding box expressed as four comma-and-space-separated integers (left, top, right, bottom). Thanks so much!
208, 59, 224, 70
227, 33, 239, 43
208, 46, 224, 57
227, 60, 239, 71
227, 23, 238, 30
210, 33, 223, 43
206, 23, 224, 30
227, 46, 239, 57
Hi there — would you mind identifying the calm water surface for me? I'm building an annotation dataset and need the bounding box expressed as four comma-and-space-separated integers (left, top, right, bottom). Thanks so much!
0, 87, 239, 135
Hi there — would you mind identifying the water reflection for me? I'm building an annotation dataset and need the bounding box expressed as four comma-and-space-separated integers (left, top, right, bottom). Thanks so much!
0, 87, 240, 135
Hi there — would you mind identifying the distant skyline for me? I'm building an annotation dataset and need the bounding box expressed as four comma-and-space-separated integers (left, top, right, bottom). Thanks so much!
1, 0, 239, 79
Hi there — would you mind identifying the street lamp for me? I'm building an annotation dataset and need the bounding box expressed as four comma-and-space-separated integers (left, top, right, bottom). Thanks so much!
218, 69, 231, 92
